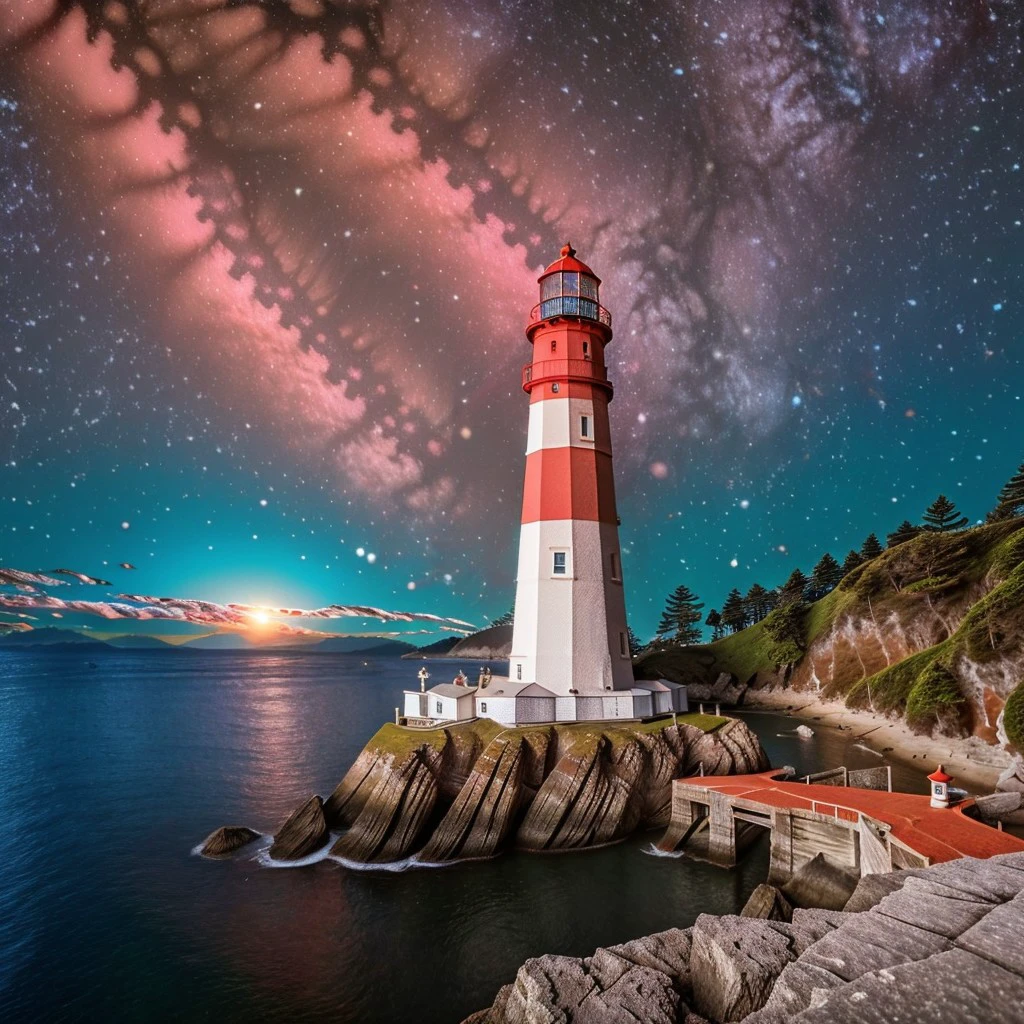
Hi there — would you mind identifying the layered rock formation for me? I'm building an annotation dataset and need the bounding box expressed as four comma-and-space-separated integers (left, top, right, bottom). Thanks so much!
466, 851, 1024, 1023
199, 825, 260, 857
268, 794, 328, 861
326, 715, 767, 864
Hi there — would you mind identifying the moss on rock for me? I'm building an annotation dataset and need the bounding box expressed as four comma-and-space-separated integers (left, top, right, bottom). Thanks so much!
1003, 680, 1024, 754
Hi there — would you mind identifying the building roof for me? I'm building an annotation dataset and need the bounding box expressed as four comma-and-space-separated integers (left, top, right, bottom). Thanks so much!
427, 683, 479, 699
632, 678, 684, 693
539, 243, 600, 283
673, 769, 1024, 864
928, 765, 953, 783
515, 683, 557, 698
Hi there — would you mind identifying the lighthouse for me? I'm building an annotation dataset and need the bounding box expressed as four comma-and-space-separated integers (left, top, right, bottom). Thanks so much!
401, 245, 687, 727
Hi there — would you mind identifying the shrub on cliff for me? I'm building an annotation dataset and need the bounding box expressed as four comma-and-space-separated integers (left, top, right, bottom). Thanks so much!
761, 603, 806, 666
905, 661, 969, 736
1003, 680, 1024, 754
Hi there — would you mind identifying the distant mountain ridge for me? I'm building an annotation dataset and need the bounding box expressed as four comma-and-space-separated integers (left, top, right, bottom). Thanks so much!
0, 628, 423, 655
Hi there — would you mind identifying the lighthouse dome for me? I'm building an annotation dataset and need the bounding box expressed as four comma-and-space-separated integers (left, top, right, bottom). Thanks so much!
534, 243, 609, 327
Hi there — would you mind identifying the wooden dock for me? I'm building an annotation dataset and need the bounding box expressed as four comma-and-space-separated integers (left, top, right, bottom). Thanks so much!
659, 769, 1024, 882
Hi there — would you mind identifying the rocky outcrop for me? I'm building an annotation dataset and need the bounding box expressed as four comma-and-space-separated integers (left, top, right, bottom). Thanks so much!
468, 851, 1024, 1024
406, 623, 513, 660
740, 885, 792, 922
323, 716, 767, 865
687, 672, 748, 707
199, 825, 260, 857
268, 794, 328, 861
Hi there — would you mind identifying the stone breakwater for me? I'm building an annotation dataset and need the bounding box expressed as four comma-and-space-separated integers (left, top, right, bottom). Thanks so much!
201, 714, 768, 864
464, 851, 1024, 1024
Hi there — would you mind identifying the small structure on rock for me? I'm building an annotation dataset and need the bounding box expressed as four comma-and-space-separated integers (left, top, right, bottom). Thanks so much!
928, 763, 953, 808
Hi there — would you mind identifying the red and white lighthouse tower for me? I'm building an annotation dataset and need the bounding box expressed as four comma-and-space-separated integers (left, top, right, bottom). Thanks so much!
508, 245, 634, 708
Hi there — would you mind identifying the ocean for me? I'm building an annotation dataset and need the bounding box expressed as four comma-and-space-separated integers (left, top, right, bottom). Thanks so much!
0, 649, 927, 1023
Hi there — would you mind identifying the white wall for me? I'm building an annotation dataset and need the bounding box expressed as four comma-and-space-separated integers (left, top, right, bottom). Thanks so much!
476, 696, 517, 726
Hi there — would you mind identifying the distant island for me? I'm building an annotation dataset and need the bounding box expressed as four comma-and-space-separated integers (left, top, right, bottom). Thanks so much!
400, 623, 512, 660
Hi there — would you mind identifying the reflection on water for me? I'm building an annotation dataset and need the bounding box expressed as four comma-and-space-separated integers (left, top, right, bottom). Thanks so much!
0, 651, 926, 1023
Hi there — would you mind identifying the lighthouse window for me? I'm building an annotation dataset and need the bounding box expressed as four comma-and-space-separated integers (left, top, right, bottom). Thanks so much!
541, 274, 561, 301
610, 552, 620, 579
551, 383, 559, 393
580, 275, 599, 300
562, 272, 580, 295
580, 415, 590, 439
582, 341, 590, 359
516, 664, 522, 680
551, 339, 557, 353
619, 632, 628, 657
552, 551, 567, 575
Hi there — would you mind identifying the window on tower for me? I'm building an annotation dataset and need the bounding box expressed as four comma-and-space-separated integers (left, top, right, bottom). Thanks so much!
619, 632, 628, 657
516, 664, 522, 680
552, 551, 567, 575
582, 341, 590, 359
610, 552, 620, 579
580, 415, 590, 439
551, 339, 557, 352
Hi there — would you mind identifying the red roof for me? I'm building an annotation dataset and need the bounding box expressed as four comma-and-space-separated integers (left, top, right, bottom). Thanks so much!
540, 243, 600, 283
928, 765, 953, 783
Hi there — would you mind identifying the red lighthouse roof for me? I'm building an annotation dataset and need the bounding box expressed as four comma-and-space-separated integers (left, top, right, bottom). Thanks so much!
928, 764, 953, 783
539, 242, 601, 284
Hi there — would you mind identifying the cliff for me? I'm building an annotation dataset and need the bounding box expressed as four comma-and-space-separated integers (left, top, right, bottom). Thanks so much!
638, 519, 1024, 755
323, 714, 768, 864
465, 850, 1024, 1023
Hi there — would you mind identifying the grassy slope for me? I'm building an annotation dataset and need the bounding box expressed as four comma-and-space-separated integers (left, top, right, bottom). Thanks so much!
637, 519, 1024, 738
367, 712, 726, 760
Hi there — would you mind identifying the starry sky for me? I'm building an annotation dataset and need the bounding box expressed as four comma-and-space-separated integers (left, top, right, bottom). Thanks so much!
0, 0, 1022, 643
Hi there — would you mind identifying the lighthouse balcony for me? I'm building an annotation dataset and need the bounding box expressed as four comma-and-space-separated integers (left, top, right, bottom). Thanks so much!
527, 301, 612, 330
522, 359, 612, 394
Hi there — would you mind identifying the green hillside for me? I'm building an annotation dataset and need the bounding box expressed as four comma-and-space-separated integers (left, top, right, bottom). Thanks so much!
637, 519, 1024, 749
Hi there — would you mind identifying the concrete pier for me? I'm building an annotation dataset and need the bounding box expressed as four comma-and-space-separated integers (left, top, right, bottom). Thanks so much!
659, 769, 1024, 882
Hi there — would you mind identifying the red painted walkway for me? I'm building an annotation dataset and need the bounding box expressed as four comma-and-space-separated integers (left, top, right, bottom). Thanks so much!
676, 770, 1024, 864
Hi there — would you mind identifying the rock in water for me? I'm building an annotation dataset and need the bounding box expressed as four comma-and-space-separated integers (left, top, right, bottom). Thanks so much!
781, 853, 859, 911
795, 724, 814, 738
741, 884, 793, 922
200, 825, 260, 857
268, 794, 328, 861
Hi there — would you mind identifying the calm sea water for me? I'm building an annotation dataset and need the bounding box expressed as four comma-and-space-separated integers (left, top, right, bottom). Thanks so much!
0, 650, 927, 1023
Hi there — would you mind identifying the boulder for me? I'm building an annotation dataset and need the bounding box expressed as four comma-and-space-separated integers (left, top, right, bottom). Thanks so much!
795, 725, 814, 739
781, 853, 859, 910
974, 791, 1024, 826
688, 672, 747, 707
995, 760, 1024, 795
199, 824, 260, 857
268, 794, 328, 861
741, 884, 793, 922
689, 915, 796, 1022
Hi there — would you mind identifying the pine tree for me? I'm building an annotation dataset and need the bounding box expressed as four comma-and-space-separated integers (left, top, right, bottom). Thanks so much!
626, 626, 645, 657
987, 461, 1024, 522
779, 568, 809, 606
491, 604, 515, 627
887, 520, 922, 547
705, 609, 724, 642
860, 533, 883, 560
655, 584, 705, 646
841, 550, 863, 577
809, 553, 843, 599
721, 588, 748, 633
922, 494, 969, 533
744, 583, 775, 624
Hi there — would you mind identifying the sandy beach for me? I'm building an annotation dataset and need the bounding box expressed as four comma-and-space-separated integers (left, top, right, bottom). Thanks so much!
734, 687, 1014, 794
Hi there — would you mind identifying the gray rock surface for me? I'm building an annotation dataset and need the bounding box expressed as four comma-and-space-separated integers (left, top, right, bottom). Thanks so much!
467, 853, 1024, 1024
268, 794, 328, 861
975, 791, 1024, 825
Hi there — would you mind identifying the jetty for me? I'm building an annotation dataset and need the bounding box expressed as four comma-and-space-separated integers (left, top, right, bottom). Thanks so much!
659, 768, 1024, 880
